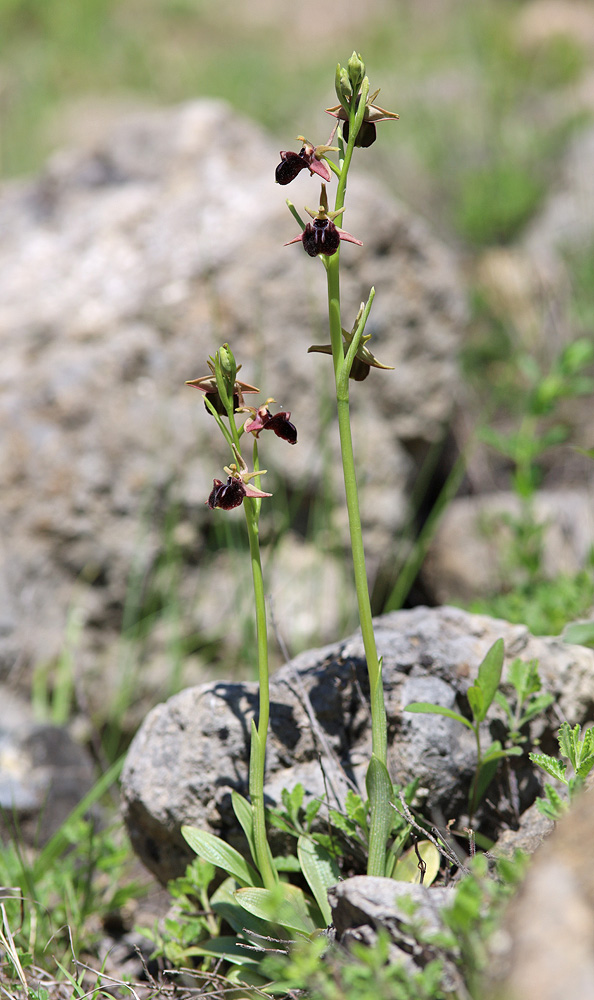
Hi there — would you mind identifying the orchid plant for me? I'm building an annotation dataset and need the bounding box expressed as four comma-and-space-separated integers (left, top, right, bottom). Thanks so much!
280, 51, 398, 877
183, 54, 400, 917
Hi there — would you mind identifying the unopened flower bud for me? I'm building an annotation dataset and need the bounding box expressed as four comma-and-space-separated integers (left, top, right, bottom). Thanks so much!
335, 63, 352, 114
218, 343, 237, 384
347, 51, 366, 93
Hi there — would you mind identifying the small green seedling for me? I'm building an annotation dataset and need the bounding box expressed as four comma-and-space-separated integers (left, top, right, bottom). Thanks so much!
530, 721, 594, 820
494, 657, 554, 744
405, 639, 522, 821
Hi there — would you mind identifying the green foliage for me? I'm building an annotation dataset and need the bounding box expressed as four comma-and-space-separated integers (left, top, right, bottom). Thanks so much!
0, 813, 139, 972
405, 639, 523, 819
468, 564, 594, 636
262, 929, 446, 1000
530, 721, 594, 819
494, 658, 554, 743
456, 160, 545, 246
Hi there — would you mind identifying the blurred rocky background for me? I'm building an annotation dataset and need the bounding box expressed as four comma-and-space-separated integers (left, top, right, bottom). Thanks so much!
1, 0, 594, 990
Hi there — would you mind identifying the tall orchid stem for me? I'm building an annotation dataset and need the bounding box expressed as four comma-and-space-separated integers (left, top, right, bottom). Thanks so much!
321, 76, 389, 877
224, 411, 277, 891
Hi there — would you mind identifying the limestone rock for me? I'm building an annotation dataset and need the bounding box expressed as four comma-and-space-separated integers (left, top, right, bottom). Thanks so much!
0, 687, 96, 845
0, 99, 466, 710
424, 487, 594, 604
121, 605, 594, 885
487, 785, 594, 1000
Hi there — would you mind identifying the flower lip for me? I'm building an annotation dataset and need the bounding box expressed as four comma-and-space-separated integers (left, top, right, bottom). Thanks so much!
207, 477, 246, 510
242, 400, 297, 444
284, 183, 363, 257
275, 135, 338, 185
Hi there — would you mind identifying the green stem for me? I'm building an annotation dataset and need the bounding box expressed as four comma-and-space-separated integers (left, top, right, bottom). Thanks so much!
222, 401, 277, 890
468, 726, 483, 824
323, 87, 389, 873
243, 493, 278, 889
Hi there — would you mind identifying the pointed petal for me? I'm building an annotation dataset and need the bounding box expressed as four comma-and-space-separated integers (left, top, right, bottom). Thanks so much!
309, 158, 332, 183
242, 483, 273, 499
337, 228, 363, 247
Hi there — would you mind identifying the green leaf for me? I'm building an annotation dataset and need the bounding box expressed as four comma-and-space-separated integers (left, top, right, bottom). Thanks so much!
273, 854, 302, 872
404, 702, 473, 729
231, 790, 257, 867
392, 841, 441, 886
297, 837, 340, 926
282, 783, 304, 826
304, 797, 322, 830
344, 789, 368, 829
517, 692, 554, 728
536, 784, 567, 821
563, 622, 594, 648
467, 684, 485, 723
210, 877, 273, 939
558, 721, 579, 770
494, 690, 514, 722
181, 827, 260, 887
481, 744, 523, 764
189, 936, 263, 966
473, 756, 499, 808
474, 638, 505, 719
366, 755, 395, 877
528, 752, 568, 783
235, 884, 318, 936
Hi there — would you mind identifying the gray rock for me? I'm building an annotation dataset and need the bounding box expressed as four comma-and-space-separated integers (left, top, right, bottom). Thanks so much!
328, 876, 455, 976
121, 605, 594, 884
424, 487, 594, 603
486, 785, 594, 1000
0, 99, 466, 711
0, 687, 96, 845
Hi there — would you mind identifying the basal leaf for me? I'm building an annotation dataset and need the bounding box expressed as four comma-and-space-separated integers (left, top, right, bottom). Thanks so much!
297, 836, 340, 926
563, 622, 594, 648
366, 755, 395, 877
231, 791, 257, 868
235, 884, 318, 936
182, 827, 260, 887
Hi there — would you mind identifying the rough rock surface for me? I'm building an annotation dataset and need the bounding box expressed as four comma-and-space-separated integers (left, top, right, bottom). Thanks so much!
328, 877, 456, 979
121, 605, 594, 885
0, 686, 96, 844
0, 99, 466, 708
487, 784, 594, 1000
424, 487, 594, 603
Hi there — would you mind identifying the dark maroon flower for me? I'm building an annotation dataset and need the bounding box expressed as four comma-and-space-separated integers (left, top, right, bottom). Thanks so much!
186, 364, 259, 416
207, 477, 247, 510
301, 218, 341, 257
275, 136, 337, 185
285, 183, 362, 259
326, 89, 398, 148
206, 455, 273, 511
243, 401, 297, 444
